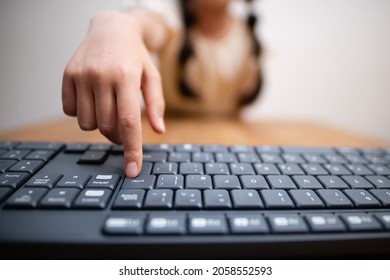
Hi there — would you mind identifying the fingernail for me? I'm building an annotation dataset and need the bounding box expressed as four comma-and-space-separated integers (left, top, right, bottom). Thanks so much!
158, 116, 166, 133
126, 162, 139, 178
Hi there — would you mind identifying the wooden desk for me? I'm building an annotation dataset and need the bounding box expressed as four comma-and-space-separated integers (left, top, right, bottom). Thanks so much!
0, 116, 387, 147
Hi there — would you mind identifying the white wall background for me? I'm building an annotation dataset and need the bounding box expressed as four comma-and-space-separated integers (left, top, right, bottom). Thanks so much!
0, 0, 389, 141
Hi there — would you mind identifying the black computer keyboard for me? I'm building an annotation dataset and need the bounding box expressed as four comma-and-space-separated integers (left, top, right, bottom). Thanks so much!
0, 141, 389, 258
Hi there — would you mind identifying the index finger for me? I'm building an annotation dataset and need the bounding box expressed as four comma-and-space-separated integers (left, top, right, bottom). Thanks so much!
115, 74, 142, 178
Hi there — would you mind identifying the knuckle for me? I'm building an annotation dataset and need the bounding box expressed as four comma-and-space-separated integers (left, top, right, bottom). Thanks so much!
99, 123, 115, 136
85, 65, 106, 83
115, 66, 140, 85
123, 146, 142, 162
78, 119, 96, 131
119, 113, 138, 130
62, 104, 76, 116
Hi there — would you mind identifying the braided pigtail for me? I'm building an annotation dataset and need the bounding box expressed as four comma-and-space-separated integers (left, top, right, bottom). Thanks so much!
239, 0, 263, 105
178, 0, 199, 99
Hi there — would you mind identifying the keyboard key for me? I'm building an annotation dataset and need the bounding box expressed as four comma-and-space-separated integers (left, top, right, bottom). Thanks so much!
156, 175, 184, 189
282, 146, 334, 154
374, 213, 390, 230
89, 143, 112, 151
365, 176, 390, 189
8, 160, 45, 174
104, 216, 145, 235
138, 162, 153, 176
56, 174, 91, 189
192, 152, 214, 163
39, 188, 80, 208
368, 164, 390, 175
186, 175, 212, 189
73, 189, 112, 209
237, 153, 259, 163
0, 141, 19, 149
5, 187, 48, 208
341, 176, 373, 189
146, 216, 186, 235
179, 162, 204, 175
168, 152, 190, 162
25, 150, 55, 162
142, 152, 167, 162
205, 163, 229, 175
266, 175, 297, 190
300, 164, 329, 175
344, 154, 368, 164
292, 175, 323, 189
122, 175, 156, 190
316, 190, 353, 208
152, 162, 178, 174
0, 159, 17, 173
0, 148, 8, 156
113, 189, 145, 209
303, 154, 327, 164
324, 154, 347, 164
317, 175, 349, 189
364, 155, 387, 164
229, 145, 254, 153
260, 190, 295, 209
174, 189, 202, 209
65, 143, 90, 153
143, 143, 172, 152
86, 174, 120, 190
203, 145, 228, 153
278, 163, 305, 175
0, 187, 13, 203
215, 153, 237, 163
289, 190, 325, 209
324, 164, 351, 175
253, 163, 280, 175
229, 163, 255, 175
204, 189, 232, 209
0, 172, 30, 189
259, 153, 283, 163
17, 142, 63, 151
255, 145, 281, 154
340, 214, 383, 232
228, 215, 269, 234
346, 164, 374, 175
175, 144, 201, 153
189, 215, 228, 234
25, 173, 62, 188
305, 214, 346, 232
268, 215, 308, 233
213, 175, 241, 189
144, 189, 173, 209
343, 189, 381, 208
231, 189, 264, 209
282, 153, 305, 164
240, 175, 269, 189
78, 151, 107, 164
0, 149, 30, 160
369, 189, 390, 207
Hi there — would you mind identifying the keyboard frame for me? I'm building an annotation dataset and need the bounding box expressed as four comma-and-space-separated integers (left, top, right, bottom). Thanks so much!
0, 142, 389, 259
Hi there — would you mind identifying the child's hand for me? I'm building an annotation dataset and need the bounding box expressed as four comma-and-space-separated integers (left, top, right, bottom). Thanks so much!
62, 11, 165, 178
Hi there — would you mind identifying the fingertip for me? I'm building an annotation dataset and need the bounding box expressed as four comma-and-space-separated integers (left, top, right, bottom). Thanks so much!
125, 161, 140, 178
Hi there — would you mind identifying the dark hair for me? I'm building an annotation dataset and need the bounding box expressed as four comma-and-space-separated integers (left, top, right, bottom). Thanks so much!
178, 0, 263, 105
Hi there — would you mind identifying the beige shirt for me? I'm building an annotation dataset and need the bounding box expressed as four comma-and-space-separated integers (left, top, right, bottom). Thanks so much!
158, 17, 260, 117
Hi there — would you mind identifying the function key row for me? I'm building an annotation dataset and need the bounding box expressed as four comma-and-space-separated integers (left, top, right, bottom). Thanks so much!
104, 212, 390, 235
